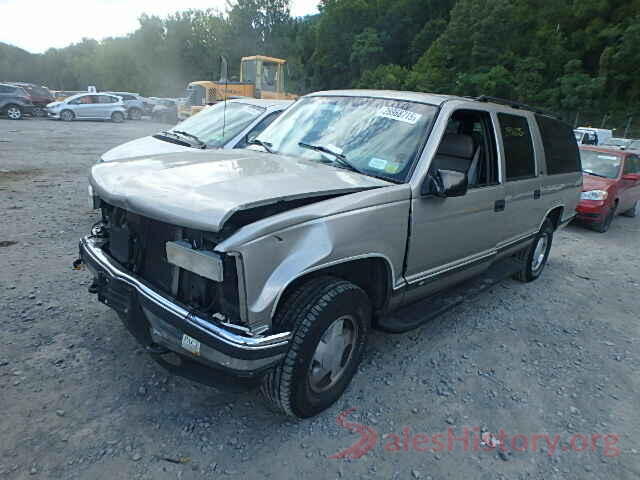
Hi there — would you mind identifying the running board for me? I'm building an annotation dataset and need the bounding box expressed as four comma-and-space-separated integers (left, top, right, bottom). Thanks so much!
377, 257, 524, 333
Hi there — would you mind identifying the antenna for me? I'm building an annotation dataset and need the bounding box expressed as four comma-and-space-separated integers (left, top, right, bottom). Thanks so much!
220, 55, 229, 140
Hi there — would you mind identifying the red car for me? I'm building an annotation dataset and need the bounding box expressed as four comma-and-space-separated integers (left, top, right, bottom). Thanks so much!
576, 146, 640, 232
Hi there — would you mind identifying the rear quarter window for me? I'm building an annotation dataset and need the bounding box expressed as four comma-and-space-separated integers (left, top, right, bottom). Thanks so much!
535, 115, 581, 174
498, 113, 536, 181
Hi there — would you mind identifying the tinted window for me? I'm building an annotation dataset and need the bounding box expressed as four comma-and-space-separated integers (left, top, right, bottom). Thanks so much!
623, 155, 640, 175
498, 113, 536, 180
0, 85, 15, 93
98, 95, 116, 104
536, 115, 581, 174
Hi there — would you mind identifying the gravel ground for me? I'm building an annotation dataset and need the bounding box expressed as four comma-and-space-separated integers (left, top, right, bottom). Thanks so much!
1, 118, 639, 480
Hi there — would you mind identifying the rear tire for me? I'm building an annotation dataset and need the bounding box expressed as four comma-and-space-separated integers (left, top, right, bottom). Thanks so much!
261, 276, 371, 418
128, 107, 142, 120
513, 218, 554, 283
5, 104, 23, 120
60, 109, 74, 122
622, 201, 638, 218
111, 111, 125, 123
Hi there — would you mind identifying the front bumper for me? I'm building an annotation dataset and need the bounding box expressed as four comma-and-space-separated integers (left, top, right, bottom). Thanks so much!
575, 200, 606, 223
46, 110, 60, 119
78, 235, 291, 381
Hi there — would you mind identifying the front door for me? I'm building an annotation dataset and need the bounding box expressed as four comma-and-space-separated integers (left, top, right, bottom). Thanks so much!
405, 109, 506, 290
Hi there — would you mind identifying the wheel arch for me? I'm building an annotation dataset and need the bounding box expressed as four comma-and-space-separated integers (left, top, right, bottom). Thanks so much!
271, 255, 394, 322
544, 205, 564, 230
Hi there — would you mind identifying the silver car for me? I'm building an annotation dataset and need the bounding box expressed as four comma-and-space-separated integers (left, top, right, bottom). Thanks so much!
46, 93, 127, 122
77, 90, 581, 418
100, 98, 292, 162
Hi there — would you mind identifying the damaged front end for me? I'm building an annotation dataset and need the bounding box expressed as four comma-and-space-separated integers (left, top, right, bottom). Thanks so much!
76, 202, 291, 384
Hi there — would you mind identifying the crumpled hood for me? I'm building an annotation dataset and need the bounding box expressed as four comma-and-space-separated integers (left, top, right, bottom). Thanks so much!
582, 173, 615, 191
100, 135, 198, 162
90, 149, 391, 232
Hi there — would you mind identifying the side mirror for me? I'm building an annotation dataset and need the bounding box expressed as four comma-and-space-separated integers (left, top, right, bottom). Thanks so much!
246, 131, 258, 145
421, 169, 469, 197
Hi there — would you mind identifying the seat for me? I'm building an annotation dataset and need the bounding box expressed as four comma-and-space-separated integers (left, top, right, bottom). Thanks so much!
431, 133, 475, 173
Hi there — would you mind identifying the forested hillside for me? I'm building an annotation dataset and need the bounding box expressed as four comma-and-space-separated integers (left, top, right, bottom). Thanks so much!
1, 0, 639, 128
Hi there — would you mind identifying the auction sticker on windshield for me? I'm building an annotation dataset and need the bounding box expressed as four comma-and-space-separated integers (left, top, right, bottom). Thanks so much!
377, 107, 422, 124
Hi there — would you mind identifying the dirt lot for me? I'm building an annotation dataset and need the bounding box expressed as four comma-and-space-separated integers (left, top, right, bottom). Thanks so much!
1, 118, 639, 480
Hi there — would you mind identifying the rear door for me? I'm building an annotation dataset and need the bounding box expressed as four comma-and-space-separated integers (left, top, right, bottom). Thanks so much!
96, 95, 117, 118
620, 154, 640, 210
496, 113, 545, 245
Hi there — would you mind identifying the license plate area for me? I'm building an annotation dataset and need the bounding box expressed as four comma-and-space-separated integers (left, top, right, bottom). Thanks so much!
181, 334, 201, 356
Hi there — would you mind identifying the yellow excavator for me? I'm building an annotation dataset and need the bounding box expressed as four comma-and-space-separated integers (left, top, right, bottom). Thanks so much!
179, 55, 297, 118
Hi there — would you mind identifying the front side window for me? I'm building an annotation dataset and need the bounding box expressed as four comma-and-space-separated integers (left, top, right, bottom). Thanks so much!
431, 109, 499, 188
580, 150, 622, 179
257, 96, 438, 182
498, 113, 536, 181
623, 155, 639, 175
536, 115, 581, 175
171, 101, 265, 148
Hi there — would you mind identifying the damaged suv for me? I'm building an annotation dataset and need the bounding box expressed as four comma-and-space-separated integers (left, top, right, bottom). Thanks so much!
77, 90, 581, 417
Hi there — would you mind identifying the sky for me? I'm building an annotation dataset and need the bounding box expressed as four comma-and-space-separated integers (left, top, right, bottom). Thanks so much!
0, 0, 319, 53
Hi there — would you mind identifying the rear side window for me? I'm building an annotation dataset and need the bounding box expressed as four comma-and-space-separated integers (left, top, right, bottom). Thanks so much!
623, 155, 640, 175
536, 115, 581, 174
498, 113, 536, 180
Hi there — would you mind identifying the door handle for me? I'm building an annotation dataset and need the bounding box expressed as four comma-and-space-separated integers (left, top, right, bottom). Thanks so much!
494, 199, 506, 212
533, 189, 541, 199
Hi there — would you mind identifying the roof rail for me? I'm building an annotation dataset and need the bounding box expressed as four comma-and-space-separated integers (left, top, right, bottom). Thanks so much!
474, 95, 561, 119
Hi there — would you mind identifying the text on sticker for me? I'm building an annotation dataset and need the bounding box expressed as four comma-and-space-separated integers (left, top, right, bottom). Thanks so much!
377, 107, 422, 125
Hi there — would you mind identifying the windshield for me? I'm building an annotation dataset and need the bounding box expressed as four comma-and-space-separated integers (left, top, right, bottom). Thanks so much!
580, 150, 622, 179
170, 101, 264, 148
257, 96, 438, 182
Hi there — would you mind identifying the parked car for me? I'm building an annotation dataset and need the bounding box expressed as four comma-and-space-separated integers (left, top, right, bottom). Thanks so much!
0, 83, 34, 120
575, 146, 640, 231
6, 82, 54, 117
46, 93, 127, 122
77, 90, 581, 417
602, 137, 633, 150
104, 92, 146, 120
150, 98, 178, 123
99, 98, 292, 162
574, 127, 613, 146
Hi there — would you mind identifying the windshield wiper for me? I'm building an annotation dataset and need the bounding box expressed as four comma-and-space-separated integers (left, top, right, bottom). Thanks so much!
298, 142, 364, 174
172, 130, 206, 149
582, 170, 608, 178
248, 139, 274, 153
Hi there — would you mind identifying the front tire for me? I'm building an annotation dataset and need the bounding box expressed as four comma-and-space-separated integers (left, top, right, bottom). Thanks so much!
514, 218, 554, 282
32, 106, 46, 118
593, 204, 616, 233
111, 111, 125, 123
60, 109, 74, 122
5, 104, 23, 120
261, 276, 371, 418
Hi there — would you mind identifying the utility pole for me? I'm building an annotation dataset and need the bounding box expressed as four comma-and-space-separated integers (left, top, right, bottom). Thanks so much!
623, 116, 633, 138
600, 113, 609, 129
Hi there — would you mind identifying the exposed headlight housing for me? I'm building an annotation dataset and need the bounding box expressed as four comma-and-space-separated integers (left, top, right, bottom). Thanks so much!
166, 241, 224, 282
580, 190, 608, 201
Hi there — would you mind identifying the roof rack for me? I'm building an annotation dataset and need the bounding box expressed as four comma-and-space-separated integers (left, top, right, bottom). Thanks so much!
475, 95, 561, 119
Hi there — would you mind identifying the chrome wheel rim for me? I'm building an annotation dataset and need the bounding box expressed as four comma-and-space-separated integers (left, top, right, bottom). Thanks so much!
308, 315, 357, 393
61, 111, 72, 121
7, 107, 20, 119
531, 234, 548, 272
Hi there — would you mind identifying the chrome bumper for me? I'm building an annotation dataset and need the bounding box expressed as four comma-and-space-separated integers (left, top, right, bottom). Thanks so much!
79, 235, 291, 376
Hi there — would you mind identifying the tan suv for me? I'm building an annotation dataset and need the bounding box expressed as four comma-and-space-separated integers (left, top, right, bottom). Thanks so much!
77, 90, 581, 417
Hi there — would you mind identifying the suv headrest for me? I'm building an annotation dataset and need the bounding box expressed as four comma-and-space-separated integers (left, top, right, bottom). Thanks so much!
437, 134, 474, 159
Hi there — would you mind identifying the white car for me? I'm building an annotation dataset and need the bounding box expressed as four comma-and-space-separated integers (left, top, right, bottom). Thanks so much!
46, 93, 127, 122
100, 98, 292, 162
